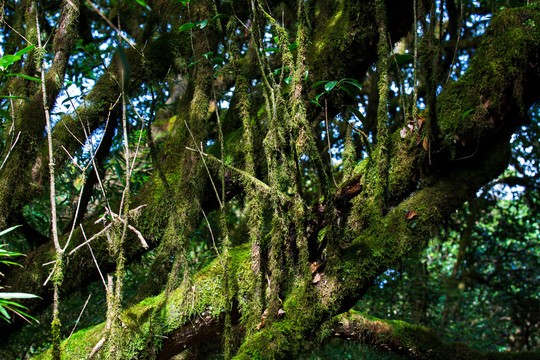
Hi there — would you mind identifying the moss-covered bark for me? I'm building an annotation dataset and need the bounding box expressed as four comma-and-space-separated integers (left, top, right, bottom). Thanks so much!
331, 310, 540, 360
0, 0, 80, 231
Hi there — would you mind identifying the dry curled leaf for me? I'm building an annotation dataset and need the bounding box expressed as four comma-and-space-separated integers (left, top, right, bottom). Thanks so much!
406, 210, 418, 220
310, 262, 321, 273
418, 116, 425, 129
422, 136, 429, 151
312, 272, 321, 284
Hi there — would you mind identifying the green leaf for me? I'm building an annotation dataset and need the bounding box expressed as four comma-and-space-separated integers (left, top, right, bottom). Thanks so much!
212, 56, 225, 65
179, 23, 196, 32
394, 54, 413, 66
0, 95, 30, 101
61, 95, 80, 105
196, 20, 208, 29
462, 108, 474, 119
342, 78, 362, 89
264, 47, 280, 54
0, 305, 10, 321
134, 0, 151, 10
14, 44, 35, 58
0, 293, 39, 299
0, 301, 39, 323
6, 73, 42, 82
187, 60, 201, 68
271, 67, 289, 76
346, 105, 366, 121
308, 100, 323, 109
340, 84, 359, 98
315, 92, 326, 103
0, 109, 12, 121
312, 80, 328, 89
0, 225, 21, 237
324, 81, 338, 92
0, 55, 21, 69
210, 14, 228, 23
0, 299, 29, 307
0, 261, 22, 267
284, 76, 292, 84
288, 42, 298, 51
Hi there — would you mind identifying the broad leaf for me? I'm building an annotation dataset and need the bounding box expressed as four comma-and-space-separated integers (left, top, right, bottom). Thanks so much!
346, 105, 366, 121
210, 14, 228, 23
312, 80, 328, 89
0, 293, 40, 299
324, 81, 338, 92
0, 225, 21, 237
14, 44, 35, 57
196, 20, 208, 29
179, 23, 196, 32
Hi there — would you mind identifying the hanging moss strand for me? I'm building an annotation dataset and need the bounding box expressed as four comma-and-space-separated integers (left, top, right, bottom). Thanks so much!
342, 111, 355, 183
291, 0, 312, 284
375, 0, 390, 211
418, 0, 439, 145
227, 14, 266, 334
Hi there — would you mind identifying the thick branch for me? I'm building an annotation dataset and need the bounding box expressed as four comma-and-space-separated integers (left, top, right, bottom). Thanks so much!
332, 311, 540, 360
0, 0, 80, 231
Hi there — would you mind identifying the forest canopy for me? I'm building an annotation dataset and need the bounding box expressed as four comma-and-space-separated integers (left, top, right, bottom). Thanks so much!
0, 0, 539, 359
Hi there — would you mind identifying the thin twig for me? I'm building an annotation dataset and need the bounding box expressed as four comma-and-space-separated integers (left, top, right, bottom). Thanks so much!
37, 12, 61, 255
126, 97, 147, 172
413, 0, 419, 122
62, 168, 91, 253
43, 262, 57, 286
68, 222, 113, 255
0, 131, 20, 171
183, 147, 292, 203
3, 21, 31, 43
85, 0, 139, 53
127, 223, 149, 249
65, 84, 117, 218
61, 145, 84, 172
201, 209, 223, 268
183, 119, 223, 208
67, 293, 92, 343
80, 225, 107, 288
446, 1, 464, 85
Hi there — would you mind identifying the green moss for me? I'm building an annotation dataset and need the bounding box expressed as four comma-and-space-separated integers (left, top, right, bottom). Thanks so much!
437, 7, 540, 152
31, 243, 252, 360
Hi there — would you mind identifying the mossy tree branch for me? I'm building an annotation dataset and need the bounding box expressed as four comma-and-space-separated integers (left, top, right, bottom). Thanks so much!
331, 311, 540, 360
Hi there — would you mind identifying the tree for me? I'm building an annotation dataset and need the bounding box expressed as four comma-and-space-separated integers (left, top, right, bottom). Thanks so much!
0, 0, 538, 359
